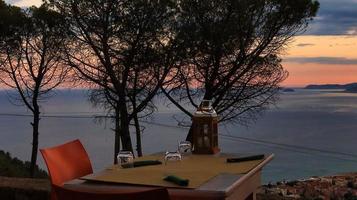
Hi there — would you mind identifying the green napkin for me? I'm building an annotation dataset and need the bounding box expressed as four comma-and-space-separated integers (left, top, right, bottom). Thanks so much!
122, 160, 162, 168
226, 154, 265, 163
133, 160, 162, 167
163, 175, 189, 186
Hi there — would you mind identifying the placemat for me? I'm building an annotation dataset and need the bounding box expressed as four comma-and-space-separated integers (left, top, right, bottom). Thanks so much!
81, 154, 265, 189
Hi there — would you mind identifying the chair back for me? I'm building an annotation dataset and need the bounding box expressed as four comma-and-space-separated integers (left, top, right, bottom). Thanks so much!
53, 185, 171, 200
40, 139, 93, 186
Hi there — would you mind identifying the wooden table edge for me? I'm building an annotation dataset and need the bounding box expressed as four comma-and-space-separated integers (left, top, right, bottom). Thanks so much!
225, 154, 274, 196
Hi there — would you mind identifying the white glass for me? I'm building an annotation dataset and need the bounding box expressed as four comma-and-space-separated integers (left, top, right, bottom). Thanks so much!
178, 141, 192, 154
164, 151, 182, 164
117, 151, 134, 168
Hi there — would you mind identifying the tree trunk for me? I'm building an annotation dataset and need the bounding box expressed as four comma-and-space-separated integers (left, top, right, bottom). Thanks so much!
114, 105, 121, 164
119, 105, 133, 152
30, 109, 40, 178
133, 113, 142, 157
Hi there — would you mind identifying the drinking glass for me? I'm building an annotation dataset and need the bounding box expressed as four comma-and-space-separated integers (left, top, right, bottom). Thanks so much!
117, 151, 134, 168
178, 141, 192, 154
164, 151, 182, 164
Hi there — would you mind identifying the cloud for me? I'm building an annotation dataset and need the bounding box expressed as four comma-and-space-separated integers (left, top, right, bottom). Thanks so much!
4, 0, 21, 4
296, 43, 315, 47
306, 0, 357, 35
284, 57, 357, 65
346, 27, 357, 35
4, 0, 41, 7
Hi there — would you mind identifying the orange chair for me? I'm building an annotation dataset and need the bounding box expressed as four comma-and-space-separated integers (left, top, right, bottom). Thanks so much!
40, 139, 93, 200
52, 185, 171, 200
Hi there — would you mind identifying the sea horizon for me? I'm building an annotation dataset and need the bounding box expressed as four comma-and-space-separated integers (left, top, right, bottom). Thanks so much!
1, 89, 357, 183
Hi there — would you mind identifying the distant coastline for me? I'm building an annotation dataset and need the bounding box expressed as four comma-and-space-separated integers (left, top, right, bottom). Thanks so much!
304, 83, 357, 93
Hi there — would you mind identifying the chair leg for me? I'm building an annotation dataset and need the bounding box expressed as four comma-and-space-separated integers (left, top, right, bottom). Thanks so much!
51, 189, 58, 200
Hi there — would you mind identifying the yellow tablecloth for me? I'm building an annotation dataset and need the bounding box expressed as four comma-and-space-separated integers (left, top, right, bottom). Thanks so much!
81, 154, 264, 188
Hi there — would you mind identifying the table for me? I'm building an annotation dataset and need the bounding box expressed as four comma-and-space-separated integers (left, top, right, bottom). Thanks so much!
64, 154, 274, 200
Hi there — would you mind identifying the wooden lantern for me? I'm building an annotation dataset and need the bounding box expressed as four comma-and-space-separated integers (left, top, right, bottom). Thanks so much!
192, 100, 220, 154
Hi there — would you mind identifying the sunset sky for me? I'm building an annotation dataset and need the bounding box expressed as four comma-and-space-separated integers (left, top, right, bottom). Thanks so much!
5, 0, 357, 87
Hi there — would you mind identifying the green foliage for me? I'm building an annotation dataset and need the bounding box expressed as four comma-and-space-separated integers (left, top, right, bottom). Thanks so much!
0, 0, 26, 48
0, 150, 48, 178
0, 0, 25, 32
0, 1, 68, 47
28, 3, 68, 37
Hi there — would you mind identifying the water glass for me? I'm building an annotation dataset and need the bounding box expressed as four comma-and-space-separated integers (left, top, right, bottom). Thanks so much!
117, 151, 134, 168
164, 151, 182, 164
178, 141, 192, 154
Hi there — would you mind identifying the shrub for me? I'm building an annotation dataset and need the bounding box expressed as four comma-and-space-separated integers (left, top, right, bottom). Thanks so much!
0, 150, 48, 178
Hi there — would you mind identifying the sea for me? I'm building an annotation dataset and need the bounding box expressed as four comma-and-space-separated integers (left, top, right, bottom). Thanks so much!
1, 89, 357, 184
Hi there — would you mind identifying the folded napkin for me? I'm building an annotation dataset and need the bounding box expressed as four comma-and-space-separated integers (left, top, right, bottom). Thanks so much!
163, 175, 189, 186
122, 160, 162, 168
226, 154, 265, 163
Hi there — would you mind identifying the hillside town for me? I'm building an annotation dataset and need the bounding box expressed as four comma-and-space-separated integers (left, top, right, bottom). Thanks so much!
260, 173, 357, 200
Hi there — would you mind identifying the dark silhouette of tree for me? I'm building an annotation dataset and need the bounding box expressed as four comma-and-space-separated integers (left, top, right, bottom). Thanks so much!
0, 3, 70, 177
48, 0, 179, 161
0, 0, 26, 52
162, 0, 319, 141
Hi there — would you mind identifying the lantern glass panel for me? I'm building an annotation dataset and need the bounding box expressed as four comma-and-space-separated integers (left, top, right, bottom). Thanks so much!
200, 100, 212, 112
203, 124, 208, 135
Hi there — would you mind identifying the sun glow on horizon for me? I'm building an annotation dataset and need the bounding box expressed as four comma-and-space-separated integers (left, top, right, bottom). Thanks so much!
282, 35, 357, 87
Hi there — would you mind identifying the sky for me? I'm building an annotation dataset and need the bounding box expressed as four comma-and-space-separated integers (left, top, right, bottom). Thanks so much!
4, 0, 41, 7
283, 0, 357, 87
4, 0, 357, 87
